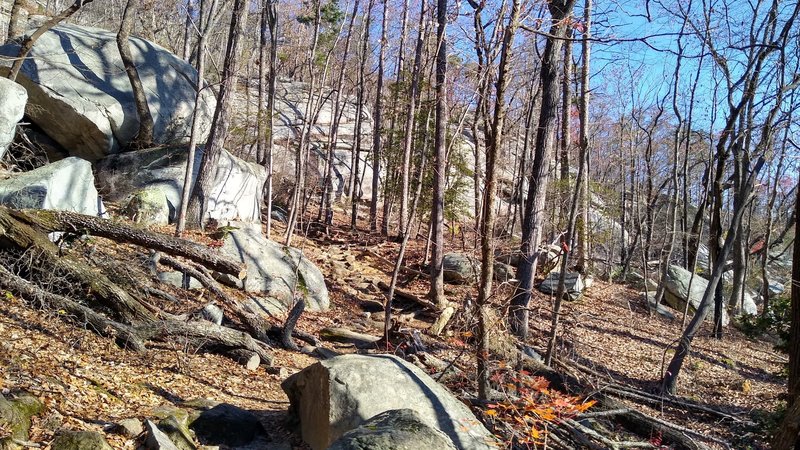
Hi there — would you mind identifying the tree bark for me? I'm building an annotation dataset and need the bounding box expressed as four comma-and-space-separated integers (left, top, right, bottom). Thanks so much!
429, 0, 448, 308
13, 208, 246, 278
116, 0, 154, 149
510, 0, 577, 338
187, 0, 249, 227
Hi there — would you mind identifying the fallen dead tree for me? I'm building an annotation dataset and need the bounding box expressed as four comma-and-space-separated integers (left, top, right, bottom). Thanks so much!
0, 206, 273, 366
512, 351, 731, 450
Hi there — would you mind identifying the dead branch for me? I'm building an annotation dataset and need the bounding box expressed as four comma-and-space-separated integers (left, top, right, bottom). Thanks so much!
10, 208, 246, 278
0, 264, 146, 352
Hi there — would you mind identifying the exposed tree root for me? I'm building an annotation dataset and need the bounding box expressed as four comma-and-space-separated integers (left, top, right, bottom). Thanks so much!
0, 206, 274, 368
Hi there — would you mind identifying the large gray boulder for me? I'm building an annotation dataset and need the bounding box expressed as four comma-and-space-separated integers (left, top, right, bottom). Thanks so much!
96, 146, 264, 224
327, 409, 457, 450
443, 253, 516, 285
663, 264, 729, 325
220, 224, 328, 312
282, 354, 498, 450
538, 271, 584, 301
443, 253, 480, 284
0, 157, 104, 215
0, 77, 27, 161
0, 24, 215, 161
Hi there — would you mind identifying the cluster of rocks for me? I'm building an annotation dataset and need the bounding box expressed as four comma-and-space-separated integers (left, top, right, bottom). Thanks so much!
1, 390, 284, 450
0, 24, 328, 315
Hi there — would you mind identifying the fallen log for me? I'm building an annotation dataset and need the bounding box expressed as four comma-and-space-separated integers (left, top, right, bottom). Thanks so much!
10, 208, 246, 278
136, 320, 273, 365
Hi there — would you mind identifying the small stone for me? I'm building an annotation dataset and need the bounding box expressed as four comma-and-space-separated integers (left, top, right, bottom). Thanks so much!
115, 418, 143, 438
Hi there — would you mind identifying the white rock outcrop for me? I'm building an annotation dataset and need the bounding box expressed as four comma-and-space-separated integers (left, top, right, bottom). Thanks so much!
0, 24, 215, 161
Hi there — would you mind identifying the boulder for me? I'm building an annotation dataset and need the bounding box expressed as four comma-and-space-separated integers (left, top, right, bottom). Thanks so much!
157, 271, 202, 290
0, 392, 43, 441
443, 253, 479, 284
0, 77, 26, 161
113, 418, 143, 438
145, 419, 181, 450
0, 24, 215, 161
158, 415, 196, 450
189, 403, 265, 447
0, 157, 104, 216
663, 264, 729, 326
327, 409, 457, 450
265, 80, 377, 202
50, 430, 113, 450
219, 224, 328, 312
538, 271, 584, 301
122, 187, 170, 225
95, 146, 264, 224
281, 354, 498, 450
443, 253, 516, 285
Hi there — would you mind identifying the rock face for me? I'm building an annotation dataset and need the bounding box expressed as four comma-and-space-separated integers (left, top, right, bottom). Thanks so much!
0, 24, 215, 161
663, 264, 729, 325
219, 224, 328, 312
538, 271, 584, 301
0, 77, 27, 160
282, 354, 498, 450
248, 79, 377, 202
327, 409, 457, 450
0, 157, 104, 215
95, 146, 264, 224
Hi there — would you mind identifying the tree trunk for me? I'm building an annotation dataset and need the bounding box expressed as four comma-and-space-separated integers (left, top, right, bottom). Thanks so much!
369, 0, 388, 232
349, 0, 374, 230
7, 0, 25, 41
476, 0, 521, 401
398, 0, 427, 238
509, 0, 577, 338
13, 208, 246, 277
175, 0, 218, 236
187, 0, 249, 227
769, 166, 800, 450
319, 0, 358, 228
116, 0, 154, 149
575, 0, 590, 272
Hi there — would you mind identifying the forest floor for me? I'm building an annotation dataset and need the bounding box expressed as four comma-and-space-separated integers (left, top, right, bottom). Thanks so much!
0, 206, 788, 449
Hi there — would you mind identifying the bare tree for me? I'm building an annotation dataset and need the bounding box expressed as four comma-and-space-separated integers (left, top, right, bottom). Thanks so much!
429, 0, 448, 308
117, 0, 154, 149
175, 0, 219, 236
397, 0, 427, 238
510, 0, 577, 338
476, 0, 522, 401
369, 0, 388, 232
186, 0, 249, 227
